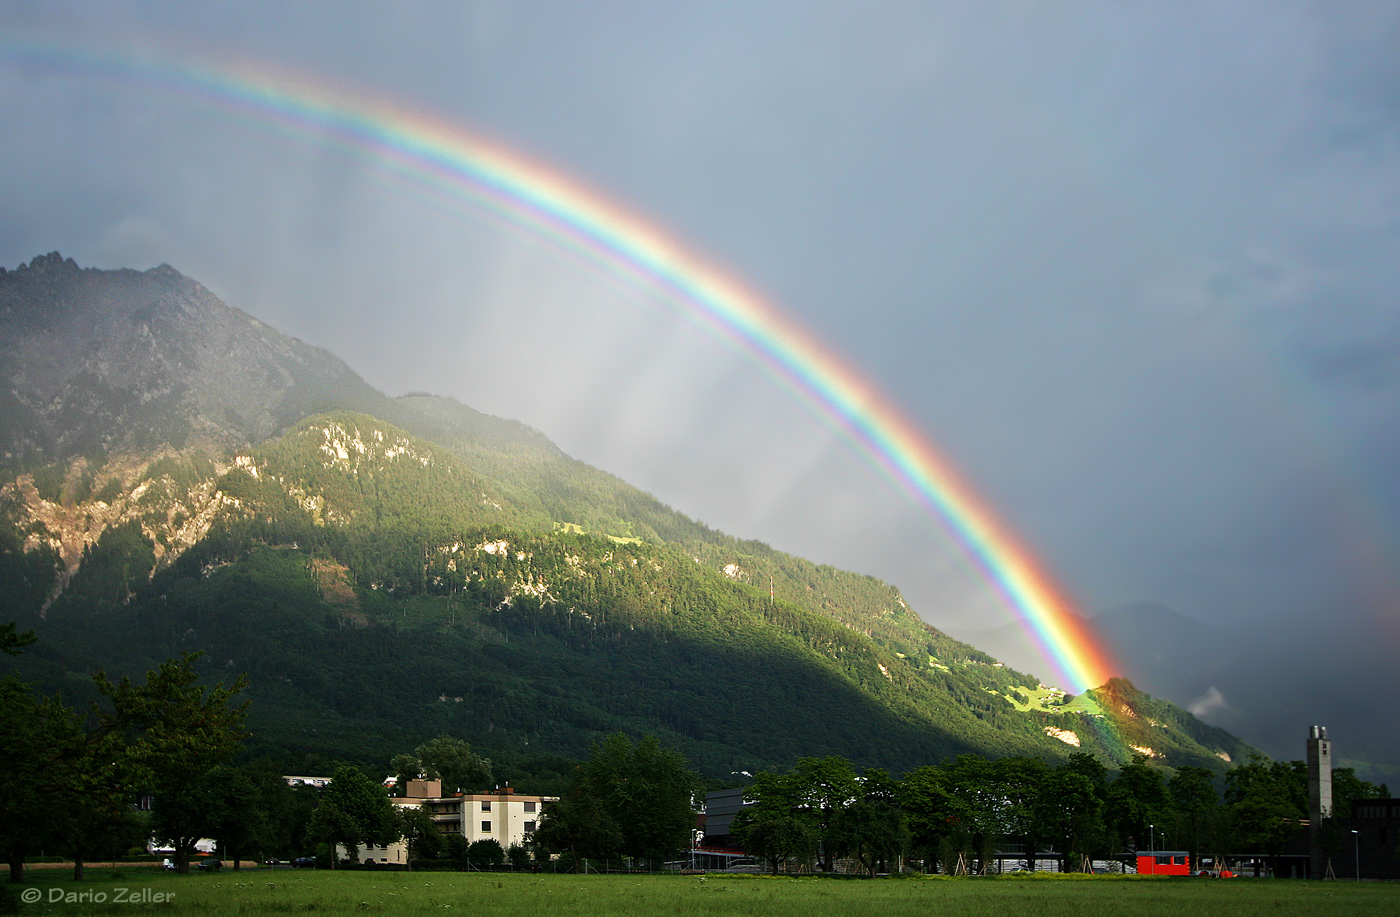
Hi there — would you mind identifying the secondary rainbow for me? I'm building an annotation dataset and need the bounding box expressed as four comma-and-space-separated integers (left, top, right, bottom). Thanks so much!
2, 39, 1115, 692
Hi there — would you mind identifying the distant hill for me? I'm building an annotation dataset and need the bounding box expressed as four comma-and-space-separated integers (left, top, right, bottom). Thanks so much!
0, 254, 1257, 780
955, 602, 1399, 783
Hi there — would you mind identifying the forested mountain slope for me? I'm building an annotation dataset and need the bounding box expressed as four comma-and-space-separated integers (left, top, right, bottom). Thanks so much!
0, 255, 1256, 777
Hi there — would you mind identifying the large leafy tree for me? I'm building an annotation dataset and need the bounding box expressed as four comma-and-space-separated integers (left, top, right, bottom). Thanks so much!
202, 765, 273, 870
536, 734, 696, 868
1036, 766, 1105, 871
829, 769, 907, 877
307, 765, 400, 867
1, 627, 136, 883
392, 735, 492, 794
1105, 754, 1172, 855
896, 764, 956, 871
1170, 766, 1221, 866
1224, 755, 1307, 874
396, 804, 442, 871
733, 811, 817, 874
0, 679, 91, 883
532, 793, 623, 867
576, 734, 698, 866
784, 756, 860, 872
95, 653, 248, 874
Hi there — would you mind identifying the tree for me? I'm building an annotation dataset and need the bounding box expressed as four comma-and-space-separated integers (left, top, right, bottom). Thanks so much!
987, 757, 1049, 868
394, 735, 492, 795
1105, 755, 1171, 855
48, 796, 147, 882
307, 766, 400, 867
467, 838, 505, 866
897, 764, 956, 872
0, 622, 35, 656
531, 793, 622, 868
732, 812, 816, 874
396, 805, 441, 871
203, 765, 271, 871
785, 756, 860, 872
929, 755, 1002, 874
575, 734, 698, 866
1224, 755, 1305, 874
0, 626, 62, 883
95, 653, 249, 874
1170, 766, 1220, 866
0, 677, 75, 883
1036, 767, 1104, 871
830, 770, 908, 876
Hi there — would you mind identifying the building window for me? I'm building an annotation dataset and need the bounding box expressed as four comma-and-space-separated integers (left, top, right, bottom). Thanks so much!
482, 801, 491, 812
525, 821, 536, 833
524, 801, 536, 813
481, 821, 491, 832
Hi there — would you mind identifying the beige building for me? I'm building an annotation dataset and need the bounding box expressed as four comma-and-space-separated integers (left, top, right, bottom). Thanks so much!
426, 786, 555, 850
336, 781, 556, 865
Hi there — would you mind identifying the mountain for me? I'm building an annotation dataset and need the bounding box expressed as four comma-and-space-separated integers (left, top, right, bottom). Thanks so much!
0, 254, 1257, 780
956, 602, 1399, 783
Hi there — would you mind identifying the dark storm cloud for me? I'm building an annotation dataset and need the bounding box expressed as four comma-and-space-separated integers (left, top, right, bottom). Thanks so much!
3, 1, 1400, 770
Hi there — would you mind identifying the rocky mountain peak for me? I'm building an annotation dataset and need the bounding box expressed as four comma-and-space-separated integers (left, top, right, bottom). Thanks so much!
0, 255, 389, 463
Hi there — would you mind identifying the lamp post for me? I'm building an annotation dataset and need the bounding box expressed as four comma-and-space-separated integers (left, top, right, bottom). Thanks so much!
1148, 824, 1155, 875
1352, 830, 1359, 882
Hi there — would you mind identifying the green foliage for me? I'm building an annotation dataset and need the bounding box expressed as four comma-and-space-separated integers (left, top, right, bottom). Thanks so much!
830, 771, 909, 876
576, 734, 699, 865
308, 765, 400, 866
466, 838, 505, 866
536, 734, 697, 867
3, 408, 1258, 782
30, 461, 66, 503
1104, 754, 1172, 854
0, 621, 35, 655
397, 805, 443, 869
398, 735, 492, 795
94, 652, 249, 873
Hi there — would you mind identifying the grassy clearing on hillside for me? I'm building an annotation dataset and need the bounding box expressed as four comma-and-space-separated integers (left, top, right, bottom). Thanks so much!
1000, 684, 1104, 716
7, 868, 1397, 917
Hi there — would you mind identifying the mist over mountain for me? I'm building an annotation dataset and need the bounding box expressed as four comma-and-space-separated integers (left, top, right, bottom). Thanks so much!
1, 254, 1257, 780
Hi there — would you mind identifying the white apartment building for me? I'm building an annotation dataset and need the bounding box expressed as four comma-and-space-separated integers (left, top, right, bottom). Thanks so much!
336, 781, 556, 865
426, 786, 556, 850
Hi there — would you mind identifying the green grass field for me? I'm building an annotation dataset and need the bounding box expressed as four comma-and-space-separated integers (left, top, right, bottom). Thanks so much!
7, 868, 1397, 917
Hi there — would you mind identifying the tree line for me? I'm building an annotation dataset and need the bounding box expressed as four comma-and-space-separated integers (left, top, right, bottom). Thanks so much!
732, 752, 1388, 876
6, 617, 1385, 883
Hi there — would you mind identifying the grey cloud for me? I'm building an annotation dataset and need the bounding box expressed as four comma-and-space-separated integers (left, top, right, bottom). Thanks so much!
3, 1, 1400, 763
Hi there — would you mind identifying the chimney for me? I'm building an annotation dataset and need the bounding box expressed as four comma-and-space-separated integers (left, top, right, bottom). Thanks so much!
1307, 726, 1334, 879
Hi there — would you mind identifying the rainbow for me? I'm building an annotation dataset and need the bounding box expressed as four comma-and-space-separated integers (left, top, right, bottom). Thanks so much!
1, 38, 1115, 692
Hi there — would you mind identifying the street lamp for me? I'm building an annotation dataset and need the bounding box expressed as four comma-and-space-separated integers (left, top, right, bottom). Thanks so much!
1352, 830, 1360, 882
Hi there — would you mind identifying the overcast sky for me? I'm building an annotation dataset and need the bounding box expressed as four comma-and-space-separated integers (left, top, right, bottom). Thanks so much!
3, 2, 1399, 756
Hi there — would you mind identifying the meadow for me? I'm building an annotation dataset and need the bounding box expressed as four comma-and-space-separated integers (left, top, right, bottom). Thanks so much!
6, 868, 1398, 917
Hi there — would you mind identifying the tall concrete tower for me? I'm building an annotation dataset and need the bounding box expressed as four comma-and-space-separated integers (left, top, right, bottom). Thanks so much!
1307, 725, 1332, 878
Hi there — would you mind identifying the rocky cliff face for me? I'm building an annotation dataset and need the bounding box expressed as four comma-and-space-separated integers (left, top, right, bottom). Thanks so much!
0, 252, 391, 462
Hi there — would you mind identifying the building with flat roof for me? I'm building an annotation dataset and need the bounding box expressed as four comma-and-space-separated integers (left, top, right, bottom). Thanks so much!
425, 785, 555, 851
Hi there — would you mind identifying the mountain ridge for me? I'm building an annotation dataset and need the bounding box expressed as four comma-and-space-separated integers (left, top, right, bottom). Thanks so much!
0, 255, 1258, 778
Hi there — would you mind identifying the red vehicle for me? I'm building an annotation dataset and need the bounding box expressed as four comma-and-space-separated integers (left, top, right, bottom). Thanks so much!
1136, 851, 1191, 875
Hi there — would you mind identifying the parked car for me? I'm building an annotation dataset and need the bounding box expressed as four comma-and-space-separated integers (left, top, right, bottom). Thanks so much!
196, 859, 222, 871
292, 857, 317, 869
